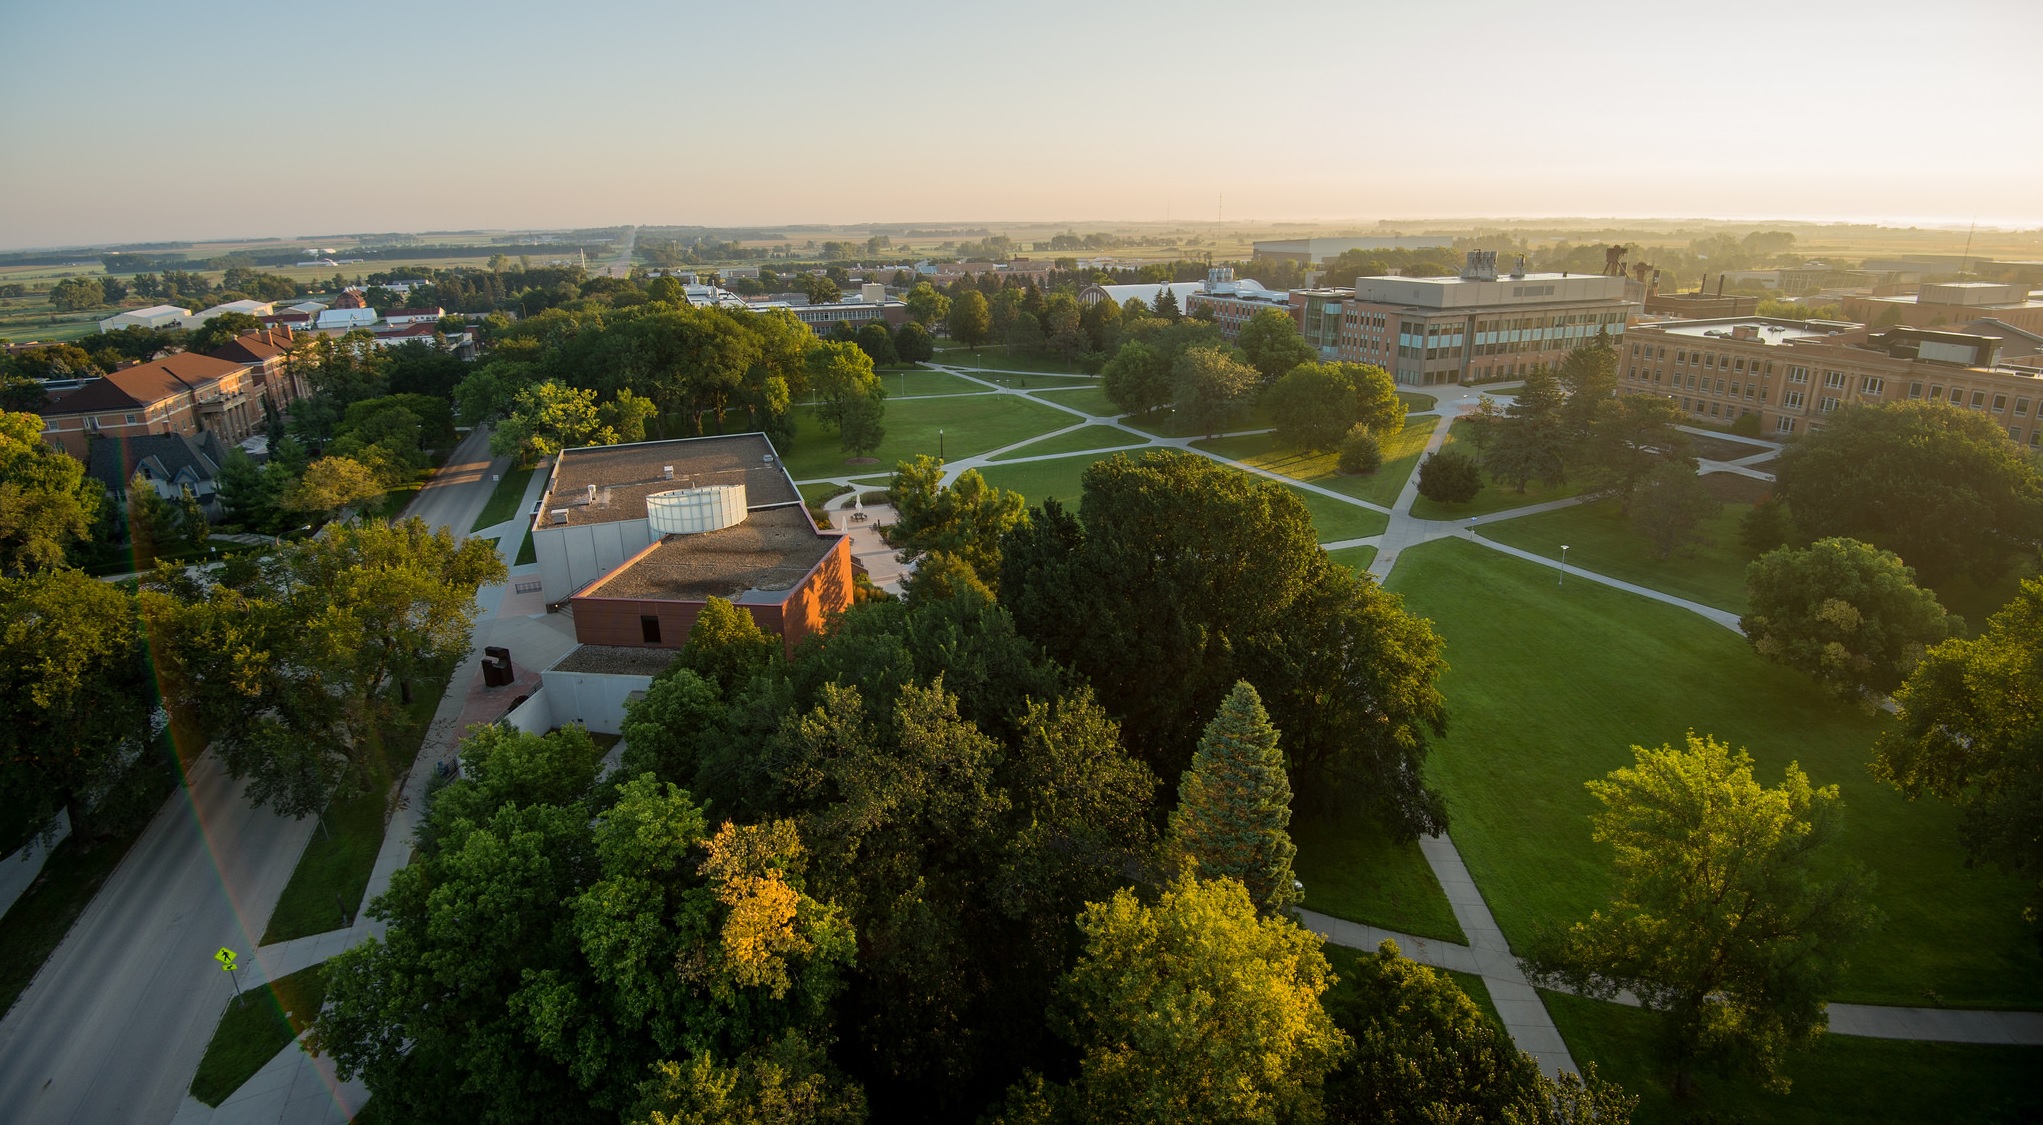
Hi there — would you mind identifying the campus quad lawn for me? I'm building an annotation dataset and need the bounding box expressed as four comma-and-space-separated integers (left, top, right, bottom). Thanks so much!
1119, 399, 1278, 439
1386, 538, 2043, 1008
1025, 385, 1122, 419
869, 368, 988, 397
1406, 419, 1587, 520
1477, 499, 1757, 614
1293, 807, 1464, 943
189, 964, 328, 1107
987, 425, 1149, 461
1398, 390, 1438, 413
780, 394, 1072, 481
1325, 544, 1378, 574
976, 452, 1118, 508
1194, 416, 1436, 508
1543, 991, 2043, 1125
926, 346, 1086, 375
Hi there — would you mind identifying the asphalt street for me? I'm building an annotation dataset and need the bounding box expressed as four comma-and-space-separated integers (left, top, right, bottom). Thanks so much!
0, 424, 511, 1125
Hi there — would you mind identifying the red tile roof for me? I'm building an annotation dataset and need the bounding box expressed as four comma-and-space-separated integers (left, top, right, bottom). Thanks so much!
41, 353, 248, 416
208, 327, 296, 364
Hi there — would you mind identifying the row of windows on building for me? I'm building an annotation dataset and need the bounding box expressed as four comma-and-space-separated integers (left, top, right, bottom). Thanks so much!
1631, 341, 1778, 378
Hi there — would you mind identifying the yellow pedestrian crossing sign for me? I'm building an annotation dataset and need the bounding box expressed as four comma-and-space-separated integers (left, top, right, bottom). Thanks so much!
216, 947, 237, 971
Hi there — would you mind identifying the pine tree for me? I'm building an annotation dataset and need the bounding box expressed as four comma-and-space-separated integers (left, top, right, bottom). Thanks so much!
1167, 681, 1301, 913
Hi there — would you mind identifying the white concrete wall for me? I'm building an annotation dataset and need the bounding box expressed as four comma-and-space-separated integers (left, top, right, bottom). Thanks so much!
0, 811, 72, 919
533, 517, 654, 602
537, 669, 653, 735
500, 686, 554, 735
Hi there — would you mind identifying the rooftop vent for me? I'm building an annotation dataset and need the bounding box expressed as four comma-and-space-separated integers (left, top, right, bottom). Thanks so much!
585, 484, 597, 504
662, 465, 674, 480
550, 508, 569, 525
1460, 250, 1498, 283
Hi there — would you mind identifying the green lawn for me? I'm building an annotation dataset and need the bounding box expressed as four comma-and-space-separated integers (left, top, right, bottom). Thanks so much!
189, 964, 329, 1107
928, 346, 1087, 375
1398, 391, 1439, 413
1326, 545, 1378, 574
1119, 399, 1278, 439
1293, 807, 1464, 943
514, 534, 536, 567
1478, 499, 1758, 613
1544, 991, 2043, 1125
1026, 385, 1122, 419
977, 451, 1121, 508
1285, 484, 1387, 543
872, 369, 991, 397
260, 671, 447, 945
987, 425, 1150, 461
1195, 416, 1438, 508
469, 465, 536, 533
798, 481, 852, 506
781, 395, 1072, 481
1388, 539, 2043, 1007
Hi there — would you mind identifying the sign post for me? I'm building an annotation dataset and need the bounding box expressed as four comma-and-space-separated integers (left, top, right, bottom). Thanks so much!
216, 947, 244, 1008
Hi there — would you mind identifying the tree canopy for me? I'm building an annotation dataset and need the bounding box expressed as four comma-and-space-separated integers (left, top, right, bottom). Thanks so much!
0, 411, 100, 575
1167, 682, 1301, 914
1530, 734, 1877, 1097
1742, 537, 1956, 702
1772, 399, 2043, 583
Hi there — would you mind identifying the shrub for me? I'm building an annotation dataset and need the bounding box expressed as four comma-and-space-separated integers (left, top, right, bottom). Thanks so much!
1337, 427, 1383, 475
1417, 449, 1482, 505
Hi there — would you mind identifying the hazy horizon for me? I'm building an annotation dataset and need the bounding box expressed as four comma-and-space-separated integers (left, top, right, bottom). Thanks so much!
5, 0, 2038, 249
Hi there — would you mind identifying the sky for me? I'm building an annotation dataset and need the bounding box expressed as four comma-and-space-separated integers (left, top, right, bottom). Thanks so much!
2, 0, 2039, 249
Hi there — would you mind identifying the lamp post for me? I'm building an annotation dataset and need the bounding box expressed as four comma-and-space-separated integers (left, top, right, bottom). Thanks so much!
1559, 544, 1570, 587
1468, 516, 1477, 539
938, 428, 945, 460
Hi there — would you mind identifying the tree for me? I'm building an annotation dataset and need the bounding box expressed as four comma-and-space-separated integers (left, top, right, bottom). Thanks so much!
1345, 362, 1404, 439
489, 380, 618, 463
1873, 579, 2043, 930
1099, 340, 1171, 417
1772, 399, 2043, 583
124, 474, 181, 565
626, 1034, 867, 1125
1485, 367, 1569, 492
892, 321, 934, 364
949, 290, 991, 351
1556, 333, 1619, 444
1235, 308, 1315, 384
144, 517, 505, 817
1167, 683, 1301, 914
1742, 537, 1957, 702
598, 388, 659, 445
885, 456, 1027, 590
806, 342, 884, 436
678, 595, 782, 696
0, 570, 153, 846
215, 447, 292, 534
1416, 448, 1482, 505
1170, 345, 1257, 438
0, 411, 100, 574
1078, 295, 1121, 352
1631, 460, 1717, 560
799, 274, 842, 305
1529, 734, 1877, 1097
1585, 394, 1690, 514
1044, 875, 1347, 1123
284, 456, 385, 518
904, 282, 951, 329
853, 320, 898, 368
836, 391, 885, 458
1268, 363, 1357, 450
186, 311, 264, 355
48, 276, 109, 311
1151, 286, 1181, 322
1324, 941, 1635, 1125
1740, 495, 1795, 554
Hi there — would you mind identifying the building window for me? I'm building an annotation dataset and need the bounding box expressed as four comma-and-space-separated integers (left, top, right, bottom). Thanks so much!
1951, 388, 1965, 404
1820, 396, 1840, 414
1909, 381, 1924, 399
1972, 391, 1987, 409
640, 615, 662, 644
125, 413, 138, 424
1704, 355, 1716, 369
2018, 398, 2031, 416
1782, 390, 1804, 409
1930, 384, 1944, 400
2011, 427, 2024, 443
1861, 377, 1883, 396
1787, 366, 1809, 384
1777, 417, 1798, 434
1824, 371, 1846, 389
1993, 393, 2008, 412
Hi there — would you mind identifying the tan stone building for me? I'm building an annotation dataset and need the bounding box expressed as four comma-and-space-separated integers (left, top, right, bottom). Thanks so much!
1620, 318, 2043, 444
1843, 281, 2043, 334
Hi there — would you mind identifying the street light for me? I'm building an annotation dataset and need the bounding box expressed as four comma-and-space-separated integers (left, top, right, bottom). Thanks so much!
1468, 516, 1477, 539
1559, 544, 1570, 587
938, 428, 945, 460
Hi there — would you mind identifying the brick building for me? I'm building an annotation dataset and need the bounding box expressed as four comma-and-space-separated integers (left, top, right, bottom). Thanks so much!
39, 353, 262, 458
1619, 318, 2043, 443
1843, 281, 2043, 334
528, 434, 854, 655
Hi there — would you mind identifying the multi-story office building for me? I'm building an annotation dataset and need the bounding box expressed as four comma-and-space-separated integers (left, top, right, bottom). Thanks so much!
1843, 281, 2043, 334
1620, 318, 2043, 444
1328, 252, 1634, 386
1182, 269, 1293, 339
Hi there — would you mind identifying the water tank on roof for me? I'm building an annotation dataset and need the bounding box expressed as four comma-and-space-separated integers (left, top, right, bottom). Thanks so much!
646, 483, 747, 535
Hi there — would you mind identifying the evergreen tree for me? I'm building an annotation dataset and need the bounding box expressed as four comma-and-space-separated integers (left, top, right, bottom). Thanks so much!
1485, 367, 1568, 493
1152, 286, 1180, 322
1167, 682, 1301, 914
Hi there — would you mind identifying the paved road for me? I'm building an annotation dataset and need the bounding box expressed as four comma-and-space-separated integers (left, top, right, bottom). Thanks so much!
0, 754, 315, 1125
404, 425, 510, 537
